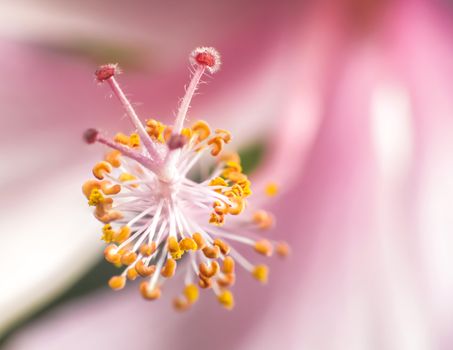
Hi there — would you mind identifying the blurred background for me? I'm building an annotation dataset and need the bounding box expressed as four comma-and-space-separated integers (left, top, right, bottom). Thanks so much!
1, 0, 453, 349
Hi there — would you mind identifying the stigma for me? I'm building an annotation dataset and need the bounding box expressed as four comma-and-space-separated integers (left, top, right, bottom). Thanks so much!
82, 47, 288, 310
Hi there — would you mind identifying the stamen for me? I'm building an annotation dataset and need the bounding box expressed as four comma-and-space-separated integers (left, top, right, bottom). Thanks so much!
83, 47, 285, 311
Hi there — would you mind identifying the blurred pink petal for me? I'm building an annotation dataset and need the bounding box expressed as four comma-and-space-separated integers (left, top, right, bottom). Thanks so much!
0, 1, 303, 332
5, 0, 453, 349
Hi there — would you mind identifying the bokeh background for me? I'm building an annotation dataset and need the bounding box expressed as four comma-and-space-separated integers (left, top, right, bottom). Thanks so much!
1, 0, 453, 349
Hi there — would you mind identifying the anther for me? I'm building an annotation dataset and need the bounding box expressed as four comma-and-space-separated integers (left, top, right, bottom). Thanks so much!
192, 120, 211, 142
192, 233, 206, 250
114, 226, 131, 243
252, 210, 274, 230
254, 239, 273, 256
184, 284, 199, 303
199, 261, 219, 278
198, 274, 212, 289
213, 238, 230, 255
276, 241, 290, 257
217, 290, 234, 310
221, 256, 235, 274
265, 182, 279, 197
108, 275, 126, 290
93, 161, 112, 180
139, 242, 157, 257
140, 282, 161, 300
202, 245, 220, 259
173, 298, 190, 311
161, 258, 177, 278
105, 150, 122, 167
179, 237, 198, 251
104, 244, 121, 264
252, 265, 268, 284
120, 251, 137, 266
127, 268, 138, 280
135, 260, 156, 277
217, 273, 236, 288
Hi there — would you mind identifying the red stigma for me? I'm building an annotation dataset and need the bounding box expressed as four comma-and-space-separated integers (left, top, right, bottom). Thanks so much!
83, 128, 99, 144
95, 64, 117, 82
167, 134, 187, 150
195, 52, 216, 68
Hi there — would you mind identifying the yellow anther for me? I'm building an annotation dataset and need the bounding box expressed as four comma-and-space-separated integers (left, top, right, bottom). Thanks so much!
140, 281, 161, 300
202, 245, 221, 259
184, 284, 199, 303
222, 161, 242, 178
114, 226, 131, 243
120, 251, 137, 266
168, 236, 185, 258
129, 133, 140, 148
146, 119, 166, 143
209, 177, 228, 188
95, 210, 123, 223
135, 260, 156, 277
114, 132, 130, 145
82, 180, 101, 198
100, 181, 121, 195
217, 273, 236, 288
108, 275, 126, 290
118, 173, 138, 187
173, 297, 190, 311
161, 258, 177, 278
198, 274, 212, 289
252, 210, 274, 230
209, 213, 225, 226
126, 267, 138, 280
179, 237, 198, 251
101, 224, 114, 242
199, 261, 219, 278
238, 178, 252, 197
94, 197, 113, 216
213, 238, 230, 255
192, 232, 206, 250
88, 188, 105, 206
265, 182, 279, 197
213, 200, 228, 215
219, 152, 240, 164
252, 265, 269, 284
171, 250, 185, 260
105, 150, 122, 168
254, 239, 273, 256
181, 127, 193, 140
192, 120, 211, 142
139, 242, 156, 257
215, 129, 232, 143
208, 137, 223, 156
227, 171, 247, 183
93, 161, 112, 180
276, 241, 290, 257
104, 244, 121, 264
217, 290, 234, 310
231, 184, 244, 198
222, 256, 235, 274
228, 197, 245, 215
167, 236, 179, 252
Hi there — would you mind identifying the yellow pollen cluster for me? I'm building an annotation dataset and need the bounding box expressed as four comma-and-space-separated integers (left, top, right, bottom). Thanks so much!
208, 158, 252, 226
